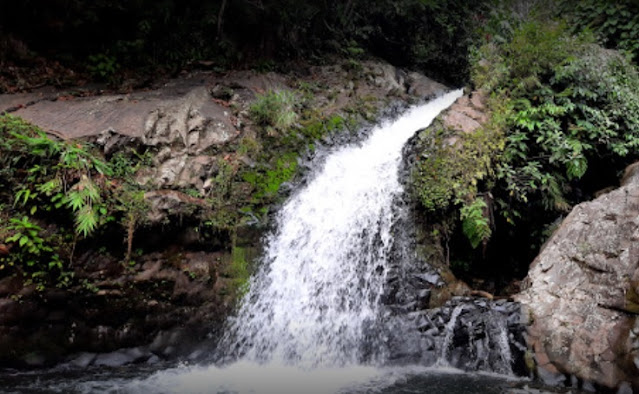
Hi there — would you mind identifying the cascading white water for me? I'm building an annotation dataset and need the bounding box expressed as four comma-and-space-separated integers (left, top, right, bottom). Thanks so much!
222, 90, 463, 368
494, 315, 514, 375
436, 304, 466, 367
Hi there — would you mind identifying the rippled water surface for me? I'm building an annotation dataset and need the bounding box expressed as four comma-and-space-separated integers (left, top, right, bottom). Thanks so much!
0, 364, 527, 394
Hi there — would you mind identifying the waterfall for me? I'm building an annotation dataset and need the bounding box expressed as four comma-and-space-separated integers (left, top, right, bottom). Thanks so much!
10, 89, 531, 394
435, 305, 466, 367
10, 91, 526, 394
220, 90, 463, 368
493, 313, 514, 375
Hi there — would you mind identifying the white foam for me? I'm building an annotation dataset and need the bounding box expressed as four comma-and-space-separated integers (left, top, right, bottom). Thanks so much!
222, 90, 463, 367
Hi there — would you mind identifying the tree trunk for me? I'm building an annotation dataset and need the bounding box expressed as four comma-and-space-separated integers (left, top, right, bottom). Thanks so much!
216, 0, 228, 41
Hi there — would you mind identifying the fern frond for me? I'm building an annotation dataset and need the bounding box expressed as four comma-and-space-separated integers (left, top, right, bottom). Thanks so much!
37, 178, 62, 195
75, 205, 98, 237
65, 190, 85, 212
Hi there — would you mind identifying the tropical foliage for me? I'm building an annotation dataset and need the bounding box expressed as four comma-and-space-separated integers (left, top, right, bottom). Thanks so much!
412, 3, 639, 283
0, 115, 150, 286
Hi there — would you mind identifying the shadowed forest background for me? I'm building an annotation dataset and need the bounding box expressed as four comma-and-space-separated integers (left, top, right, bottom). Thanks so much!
0, 0, 497, 88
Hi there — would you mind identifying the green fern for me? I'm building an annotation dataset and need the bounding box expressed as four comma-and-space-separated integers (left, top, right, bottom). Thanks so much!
75, 205, 99, 237
64, 176, 102, 237
460, 198, 492, 249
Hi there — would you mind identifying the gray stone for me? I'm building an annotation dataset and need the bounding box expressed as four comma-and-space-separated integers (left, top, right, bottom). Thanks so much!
94, 351, 135, 367
144, 190, 207, 223
517, 161, 639, 390
22, 352, 47, 367
405, 72, 447, 99
123, 347, 151, 363
146, 354, 161, 364
413, 272, 441, 285
68, 352, 97, 368
618, 382, 634, 394
536, 366, 566, 387
582, 381, 597, 393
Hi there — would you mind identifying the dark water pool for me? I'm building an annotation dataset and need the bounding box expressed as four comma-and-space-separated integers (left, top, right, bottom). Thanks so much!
0, 363, 569, 394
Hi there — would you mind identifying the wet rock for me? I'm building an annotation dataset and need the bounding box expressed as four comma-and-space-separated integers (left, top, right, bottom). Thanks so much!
413, 272, 441, 286
441, 90, 487, 137
68, 352, 97, 368
382, 292, 527, 375
147, 354, 161, 364
618, 381, 634, 394
429, 298, 528, 375
93, 350, 135, 367
144, 190, 208, 223
0, 276, 22, 297
405, 72, 447, 99
416, 289, 431, 309
364, 62, 406, 96
22, 352, 47, 367
535, 366, 566, 387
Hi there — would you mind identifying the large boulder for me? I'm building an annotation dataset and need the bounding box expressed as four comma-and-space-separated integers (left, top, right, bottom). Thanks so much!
517, 162, 639, 391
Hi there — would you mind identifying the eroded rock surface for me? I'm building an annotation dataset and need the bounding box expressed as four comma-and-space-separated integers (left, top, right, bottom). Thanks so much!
441, 91, 488, 135
0, 249, 233, 368
517, 163, 639, 391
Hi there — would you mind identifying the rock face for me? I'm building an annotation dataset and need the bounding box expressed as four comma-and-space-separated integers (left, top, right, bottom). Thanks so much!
1, 62, 446, 223
397, 89, 489, 307
517, 163, 639, 390
0, 249, 231, 368
381, 294, 527, 375
441, 90, 488, 135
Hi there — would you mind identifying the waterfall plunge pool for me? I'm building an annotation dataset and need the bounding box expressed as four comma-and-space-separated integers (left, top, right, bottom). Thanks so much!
0, 363, 532, 394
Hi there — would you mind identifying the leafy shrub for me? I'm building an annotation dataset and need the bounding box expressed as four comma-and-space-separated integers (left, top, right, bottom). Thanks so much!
0, 115, 151, 286
560, 0, 639, 62
5, 216, 54, 268
476, 22, 639, 212
1, 115, 112, 237
87, 53, 120, 83
414, 11, 639, 251
413, 116, 504, 211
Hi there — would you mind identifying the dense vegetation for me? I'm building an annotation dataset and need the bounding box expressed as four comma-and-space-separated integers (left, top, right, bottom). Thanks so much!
411, 0, 639, 288
0, 115, 153, 289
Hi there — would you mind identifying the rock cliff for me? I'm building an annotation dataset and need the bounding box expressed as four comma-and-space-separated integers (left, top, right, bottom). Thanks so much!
517, 163, 639, 391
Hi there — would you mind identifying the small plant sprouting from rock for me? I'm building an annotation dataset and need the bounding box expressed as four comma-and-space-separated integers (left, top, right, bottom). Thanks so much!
87, 53, 120, 85
249, 90, 298, 136
5, 216, 54, 268
223, 246, 251, 298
